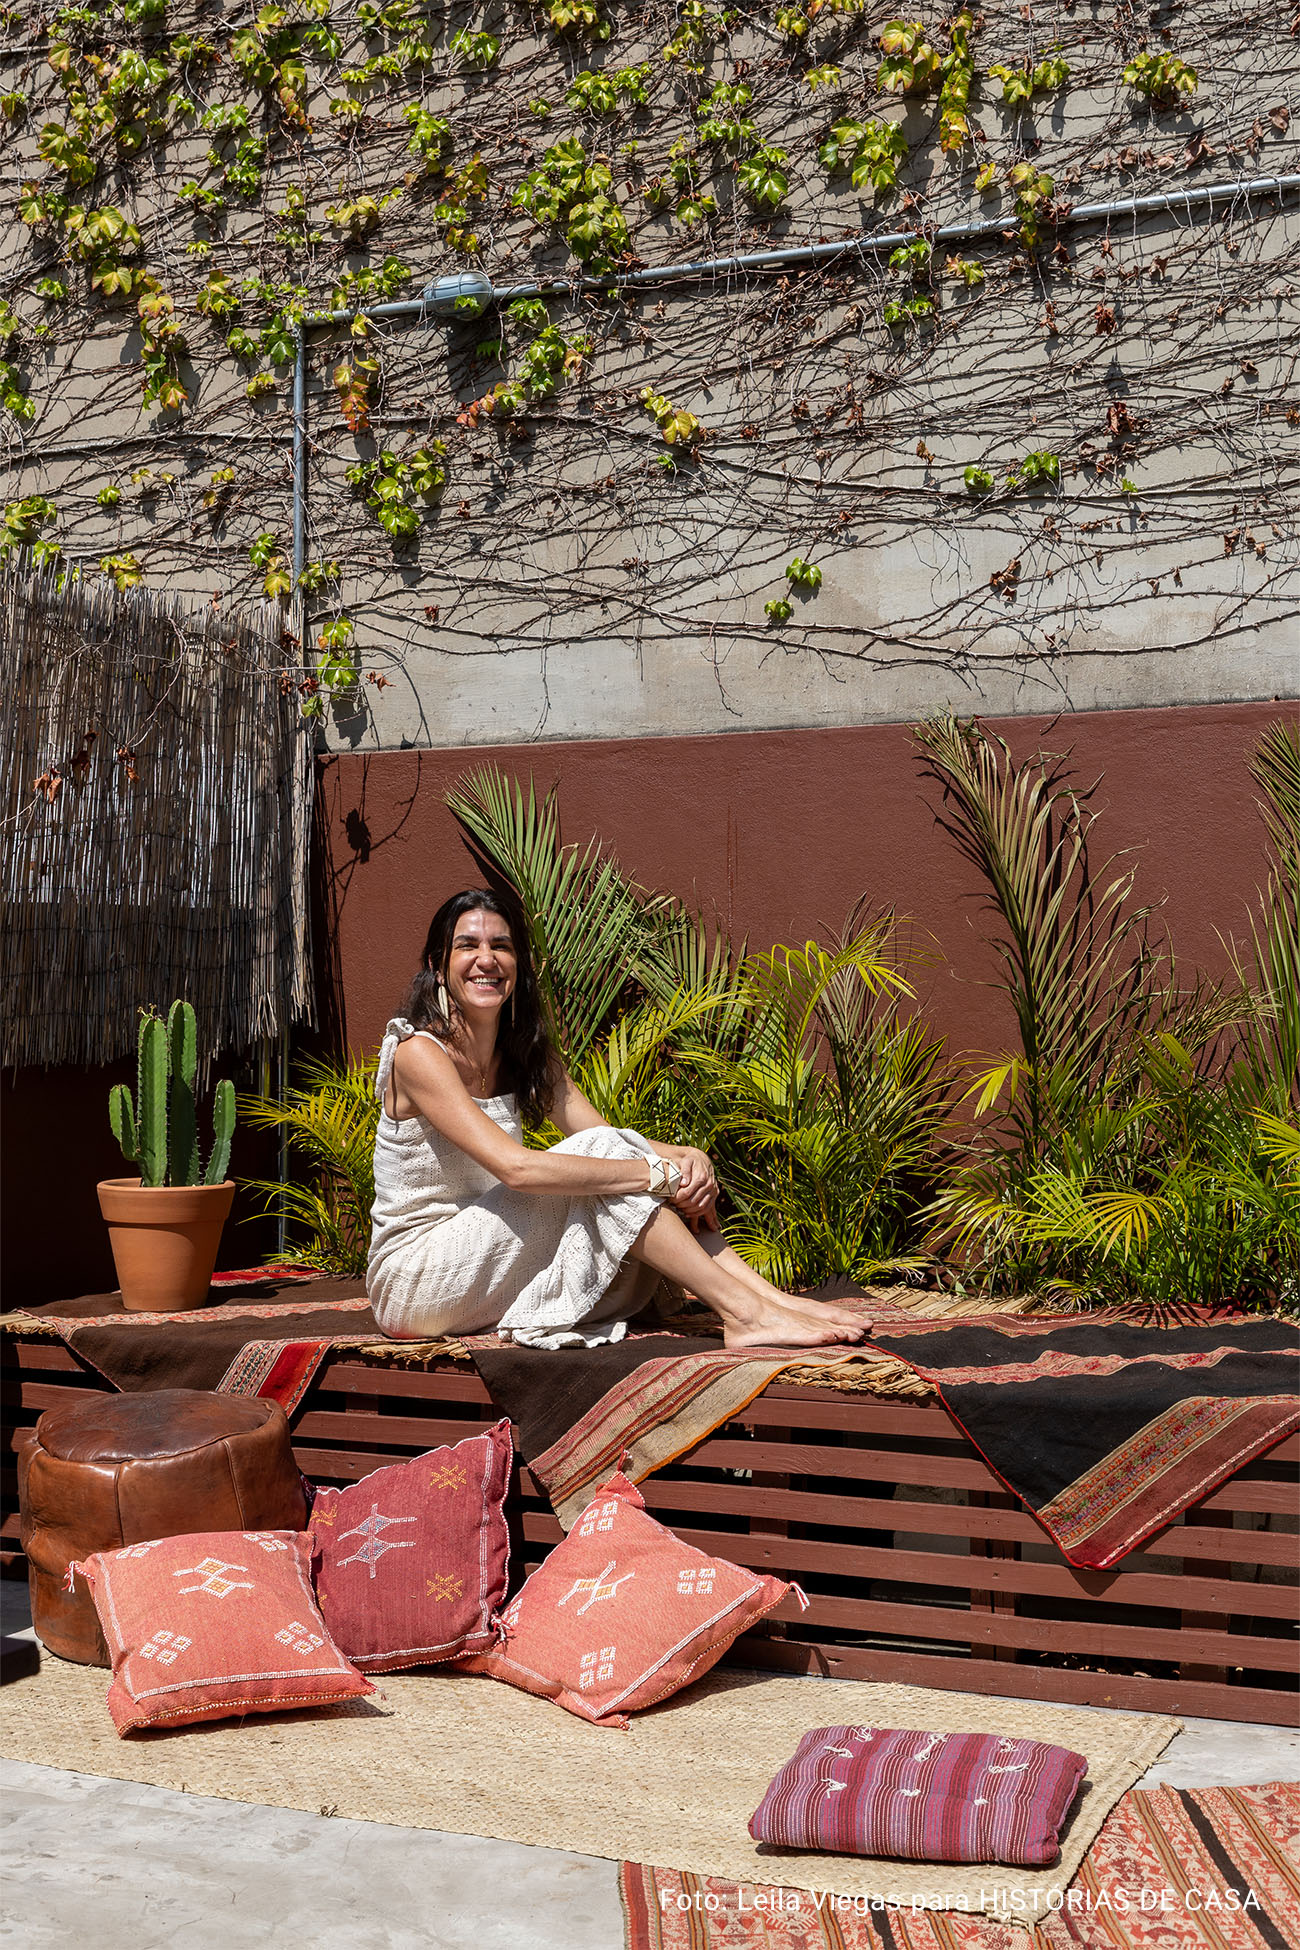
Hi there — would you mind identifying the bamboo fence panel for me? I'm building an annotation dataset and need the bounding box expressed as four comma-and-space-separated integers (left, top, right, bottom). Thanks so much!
1, 556, 314, 1070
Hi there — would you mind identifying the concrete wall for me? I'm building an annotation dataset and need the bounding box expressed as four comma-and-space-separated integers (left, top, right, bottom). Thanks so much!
3, 8, 1296, 754
318, 697, 1290, 1063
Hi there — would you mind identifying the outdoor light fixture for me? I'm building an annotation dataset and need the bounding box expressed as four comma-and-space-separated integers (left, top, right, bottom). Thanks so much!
421, 271, 497, 318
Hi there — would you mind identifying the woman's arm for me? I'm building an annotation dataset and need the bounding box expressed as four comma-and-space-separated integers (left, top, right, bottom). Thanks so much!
550, 1071, 719, 1224
391, 1037, 654, 1198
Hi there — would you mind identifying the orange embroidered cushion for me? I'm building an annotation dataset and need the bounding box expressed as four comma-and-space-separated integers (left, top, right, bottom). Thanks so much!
307, 1423, 513, 1671
70, 1529, 373, 1736
458, 1472, 794, 1727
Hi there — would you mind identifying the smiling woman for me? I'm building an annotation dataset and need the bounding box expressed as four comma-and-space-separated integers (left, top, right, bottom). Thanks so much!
366, 888, 869, 1352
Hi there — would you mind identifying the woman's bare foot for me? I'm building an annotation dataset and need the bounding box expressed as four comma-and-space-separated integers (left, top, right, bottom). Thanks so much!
779, 1291, 874, 1334
626, 1206, 867, 1352
720, 1294, 868, 1351
689, 1229, 871, 1334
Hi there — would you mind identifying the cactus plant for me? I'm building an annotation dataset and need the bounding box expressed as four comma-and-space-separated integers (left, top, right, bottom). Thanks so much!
109, 1002, 236, 1187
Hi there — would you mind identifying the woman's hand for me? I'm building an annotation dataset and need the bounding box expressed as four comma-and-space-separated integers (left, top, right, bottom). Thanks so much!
669, 1146, 718, 1227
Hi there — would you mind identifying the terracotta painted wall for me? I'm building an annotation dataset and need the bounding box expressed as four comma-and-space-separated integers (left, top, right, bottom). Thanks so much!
317, 700, 1294, 1067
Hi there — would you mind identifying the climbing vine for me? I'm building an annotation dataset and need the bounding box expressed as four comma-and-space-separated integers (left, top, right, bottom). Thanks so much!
0, 0, 1295, 729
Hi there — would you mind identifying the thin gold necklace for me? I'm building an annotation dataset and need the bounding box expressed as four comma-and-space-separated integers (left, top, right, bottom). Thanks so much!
459, 1038, 492, 1095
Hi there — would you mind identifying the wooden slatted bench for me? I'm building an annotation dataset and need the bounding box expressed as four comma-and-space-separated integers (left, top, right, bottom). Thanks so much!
5, 1331, 1296, 1725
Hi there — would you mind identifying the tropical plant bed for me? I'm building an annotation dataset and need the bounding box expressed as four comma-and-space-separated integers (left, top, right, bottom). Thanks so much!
243, 719, 1300, 1315
4, 1335, 1295, 1726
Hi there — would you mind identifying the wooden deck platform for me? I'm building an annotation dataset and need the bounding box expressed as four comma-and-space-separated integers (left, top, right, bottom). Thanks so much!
4, 1331, 1296, 1724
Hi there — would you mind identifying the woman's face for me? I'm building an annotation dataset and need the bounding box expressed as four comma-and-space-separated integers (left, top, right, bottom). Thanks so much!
444, 906, 518, 1028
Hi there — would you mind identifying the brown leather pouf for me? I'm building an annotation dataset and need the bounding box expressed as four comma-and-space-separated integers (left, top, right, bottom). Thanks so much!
19, 1389, 309, 1666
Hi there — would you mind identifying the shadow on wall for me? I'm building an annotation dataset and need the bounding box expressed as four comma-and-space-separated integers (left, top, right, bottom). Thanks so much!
314, 750, 434, 1050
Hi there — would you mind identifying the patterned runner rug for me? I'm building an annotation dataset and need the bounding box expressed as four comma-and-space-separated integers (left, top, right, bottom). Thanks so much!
620, 1782, 1300, 1950
864, 1316, 1300, 1569
469, 1288, 977, 1531
3, 1279, 933, 1429
1047, 1780, 1300, 1948
0, 1272, 394, 1411
12, 1282, 1292, 1571
0, 1271, 473, 1414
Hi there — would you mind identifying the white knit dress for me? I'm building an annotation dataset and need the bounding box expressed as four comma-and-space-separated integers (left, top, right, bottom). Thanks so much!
367, 1019, 663, 1348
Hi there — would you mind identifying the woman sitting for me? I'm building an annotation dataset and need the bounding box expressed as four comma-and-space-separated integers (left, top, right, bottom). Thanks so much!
368, 888, 869, 1352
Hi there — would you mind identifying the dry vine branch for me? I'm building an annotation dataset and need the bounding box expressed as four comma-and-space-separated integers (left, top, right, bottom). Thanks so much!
0, 0, 1295, 736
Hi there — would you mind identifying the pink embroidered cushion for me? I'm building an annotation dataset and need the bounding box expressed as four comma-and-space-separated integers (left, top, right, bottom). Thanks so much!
457, 1471, 793, 1727
748, 1726, 1088, 1867
70, 1529, 373, 1736
307, 1422, 513, 1671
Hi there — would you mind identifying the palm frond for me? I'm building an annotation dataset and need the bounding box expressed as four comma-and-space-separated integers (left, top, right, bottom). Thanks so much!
1252, 1108, 1300, 1176
446, 767, 655, 1070
1251, 718, 1300, 858
746, 921, 913, 1059
1231, 719, 1300, 1111
914, 716, 1155, 1139
572, 986, 736, 1135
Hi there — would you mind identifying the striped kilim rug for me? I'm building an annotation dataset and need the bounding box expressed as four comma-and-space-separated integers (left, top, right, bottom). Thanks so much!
620, 1781, 1300, 1949
469, 1288, 986, 1531
1044, 1781, 1300, 1948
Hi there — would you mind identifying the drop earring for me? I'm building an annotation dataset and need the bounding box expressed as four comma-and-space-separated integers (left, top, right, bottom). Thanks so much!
436, 977, 451, 1020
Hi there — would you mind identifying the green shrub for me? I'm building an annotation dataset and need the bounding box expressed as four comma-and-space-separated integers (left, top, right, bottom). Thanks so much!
678, 917, 949, 1285
241, 732, 1299, 1309
435, 768, 948, 1285
239, 1054, 379, 1276
914, 716, 1299, 1308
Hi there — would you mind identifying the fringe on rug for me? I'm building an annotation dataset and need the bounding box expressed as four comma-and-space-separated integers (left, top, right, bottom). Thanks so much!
782, 1355, 935, 1397
344, 1337, 473, 1364
0, 1288, 1042, 1400
658, 1284, 1043, 1398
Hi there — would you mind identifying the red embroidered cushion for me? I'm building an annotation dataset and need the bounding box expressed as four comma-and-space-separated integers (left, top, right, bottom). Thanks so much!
70, 1529, 373, 1736
748, 1726, 1088, 1867
308, 1422, 513, 1671
458, 1472, 793, 1727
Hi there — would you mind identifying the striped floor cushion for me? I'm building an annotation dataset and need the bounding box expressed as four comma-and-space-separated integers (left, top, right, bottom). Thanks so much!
748, 1726, 1087, 1868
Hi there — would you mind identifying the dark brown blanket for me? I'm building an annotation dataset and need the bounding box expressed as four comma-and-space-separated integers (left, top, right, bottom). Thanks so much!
13, 1275, 375, 1395
868, 1312, 1300, 1568
467, 1281, 879, 1469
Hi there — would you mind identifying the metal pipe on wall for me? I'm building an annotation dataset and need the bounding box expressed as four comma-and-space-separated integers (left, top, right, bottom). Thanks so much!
280, 330, 311, 1196
297, 171, 1300, 330
292, 327, 309, 585
288, 172, 1298, 574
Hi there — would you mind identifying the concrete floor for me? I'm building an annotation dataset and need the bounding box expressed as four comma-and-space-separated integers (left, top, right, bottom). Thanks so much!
2, 1584, 1297, 1950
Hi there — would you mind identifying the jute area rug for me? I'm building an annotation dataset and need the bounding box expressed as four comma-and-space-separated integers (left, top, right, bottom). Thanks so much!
0, 1658, 1177, 1914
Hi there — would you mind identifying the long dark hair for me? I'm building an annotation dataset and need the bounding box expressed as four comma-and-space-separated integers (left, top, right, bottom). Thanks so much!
401, 888, 556, 1128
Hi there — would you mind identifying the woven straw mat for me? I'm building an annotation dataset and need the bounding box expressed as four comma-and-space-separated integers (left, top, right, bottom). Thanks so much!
0, 1659, 1177, 1911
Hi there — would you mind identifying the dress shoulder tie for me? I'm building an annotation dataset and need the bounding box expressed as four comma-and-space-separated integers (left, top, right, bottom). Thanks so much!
374, 1017, 449, 1106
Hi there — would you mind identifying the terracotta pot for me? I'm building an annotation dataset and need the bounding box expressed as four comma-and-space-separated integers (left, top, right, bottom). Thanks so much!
96, 1179, 236, 1313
